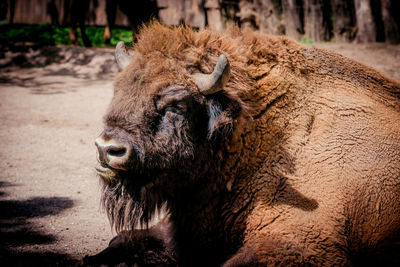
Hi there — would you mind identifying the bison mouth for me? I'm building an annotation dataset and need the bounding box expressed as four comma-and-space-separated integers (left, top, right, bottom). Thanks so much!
95, 159, 151, 185
95, 164, 119, 184
95, 160, 158, 193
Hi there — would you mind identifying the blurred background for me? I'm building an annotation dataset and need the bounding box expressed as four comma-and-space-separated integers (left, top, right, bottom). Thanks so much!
1, 0, 399, 46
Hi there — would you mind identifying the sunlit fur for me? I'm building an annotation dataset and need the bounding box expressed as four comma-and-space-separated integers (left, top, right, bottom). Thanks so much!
98, 22, 400, 265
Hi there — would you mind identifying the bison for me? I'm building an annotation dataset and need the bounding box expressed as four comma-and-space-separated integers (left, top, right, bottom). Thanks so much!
87, 22, 400, 266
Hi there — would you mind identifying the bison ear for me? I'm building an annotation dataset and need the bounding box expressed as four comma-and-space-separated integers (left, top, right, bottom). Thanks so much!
206, 93, 241, 140
115, 41, 132, 70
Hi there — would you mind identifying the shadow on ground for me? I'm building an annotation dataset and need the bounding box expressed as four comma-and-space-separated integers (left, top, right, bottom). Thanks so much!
0, 44, 117, 96
0, 181, 79, 266
0, 44, 116, 74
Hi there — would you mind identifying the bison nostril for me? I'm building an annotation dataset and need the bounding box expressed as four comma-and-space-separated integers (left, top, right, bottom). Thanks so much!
107, 147, 127, 157
95, 137, 131, 170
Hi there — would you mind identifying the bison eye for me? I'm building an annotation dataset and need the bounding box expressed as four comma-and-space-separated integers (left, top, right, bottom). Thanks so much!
163, 102, 187, 115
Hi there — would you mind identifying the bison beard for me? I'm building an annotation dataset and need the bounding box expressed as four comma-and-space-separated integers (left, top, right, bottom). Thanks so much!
86, 22, 400, 267
101, 175, 153, 233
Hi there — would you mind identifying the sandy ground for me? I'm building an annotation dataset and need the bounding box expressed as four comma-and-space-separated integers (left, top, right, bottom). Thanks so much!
0, 42, 399, 267
0, 45, 117, 266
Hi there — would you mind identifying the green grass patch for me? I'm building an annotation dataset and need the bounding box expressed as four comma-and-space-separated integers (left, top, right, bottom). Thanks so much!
0, 24, 132, 47
300, 36, 314, 45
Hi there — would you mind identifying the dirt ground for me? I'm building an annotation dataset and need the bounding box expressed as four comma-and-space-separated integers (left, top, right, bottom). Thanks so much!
0, 41, 399, 267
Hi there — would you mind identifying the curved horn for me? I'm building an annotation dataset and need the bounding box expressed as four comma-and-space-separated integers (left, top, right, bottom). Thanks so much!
192, 54, 231, 95
115, 41, 132, 70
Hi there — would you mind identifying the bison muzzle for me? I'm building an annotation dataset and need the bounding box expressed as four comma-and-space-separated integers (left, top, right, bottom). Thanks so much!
85, 23, 400, 267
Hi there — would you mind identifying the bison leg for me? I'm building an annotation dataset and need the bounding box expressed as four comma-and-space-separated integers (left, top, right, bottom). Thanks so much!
82, 219, 176, 266
223, 233, 349, 266
81, 232, 131, 266
222, 243, 305, 267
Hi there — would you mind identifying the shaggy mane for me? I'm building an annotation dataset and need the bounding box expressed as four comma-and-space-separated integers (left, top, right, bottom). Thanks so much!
131, 22, 313, 118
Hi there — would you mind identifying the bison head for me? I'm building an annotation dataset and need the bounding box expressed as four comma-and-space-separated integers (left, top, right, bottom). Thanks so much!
95, 40, 242, 232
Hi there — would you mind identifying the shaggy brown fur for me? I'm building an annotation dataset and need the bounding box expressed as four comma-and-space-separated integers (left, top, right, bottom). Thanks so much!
90, 22, 400, 266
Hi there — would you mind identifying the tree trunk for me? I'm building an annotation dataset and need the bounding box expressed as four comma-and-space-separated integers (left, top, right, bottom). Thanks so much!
183, 0, 206, 29
157, 0, 206, 29
381, 0, 400, 44
219, 0, 240, 29
282, 0, 303, 40
303, 0, 332, 43
7, 0, 15, 24
204, 0, 223, 32
238, 0, 258, 31
354, 0, 376, 43
331, 0, 356, 42
258, 0, 284, 35
238, 0, 284, 35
